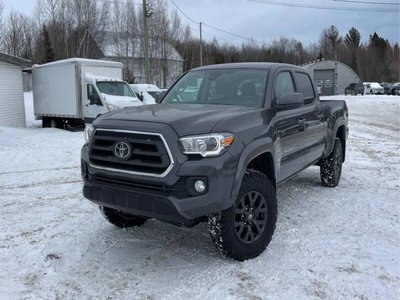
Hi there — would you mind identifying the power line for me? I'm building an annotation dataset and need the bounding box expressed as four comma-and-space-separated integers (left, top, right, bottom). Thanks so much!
169, 0, 266, 45
95, 0, 143, 6
330, 0, 399, 5
247, 0, 395, 12
202, 23, 265, 45
169, 0, 199, 24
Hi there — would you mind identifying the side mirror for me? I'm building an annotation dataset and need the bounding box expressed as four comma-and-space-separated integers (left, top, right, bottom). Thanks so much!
276, 92, 304, 110
138, 92, 144, 101
89, 94, 102, 106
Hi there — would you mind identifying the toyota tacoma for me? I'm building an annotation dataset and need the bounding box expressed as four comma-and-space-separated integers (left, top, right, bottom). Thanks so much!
81, 63, 348, 261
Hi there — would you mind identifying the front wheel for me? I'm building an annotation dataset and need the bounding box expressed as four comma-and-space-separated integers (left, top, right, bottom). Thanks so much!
99, 206, 147, 228
320, 138, 343, 187
209, 170, 277, 261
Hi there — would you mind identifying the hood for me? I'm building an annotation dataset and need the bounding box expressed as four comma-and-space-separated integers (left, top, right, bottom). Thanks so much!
102, 94, 143, 108
97, 103, 259, 136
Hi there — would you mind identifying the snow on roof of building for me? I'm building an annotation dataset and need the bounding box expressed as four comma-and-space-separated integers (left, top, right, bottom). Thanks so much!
102, 33, 183, 61
0, 52, 31, 68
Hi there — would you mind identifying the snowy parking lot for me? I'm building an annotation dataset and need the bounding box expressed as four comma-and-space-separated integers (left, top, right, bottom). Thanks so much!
0, 95, 399, 299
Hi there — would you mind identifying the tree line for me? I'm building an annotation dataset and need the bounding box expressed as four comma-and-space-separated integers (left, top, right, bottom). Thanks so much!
0, 0, 398, 83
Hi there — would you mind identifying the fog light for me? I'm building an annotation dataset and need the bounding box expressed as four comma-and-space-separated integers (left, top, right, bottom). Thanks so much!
194, 180, 206, 193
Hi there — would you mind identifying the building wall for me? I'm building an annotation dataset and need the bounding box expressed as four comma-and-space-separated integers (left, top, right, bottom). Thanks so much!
302, 60, 361, 95
0, 61, 26, 127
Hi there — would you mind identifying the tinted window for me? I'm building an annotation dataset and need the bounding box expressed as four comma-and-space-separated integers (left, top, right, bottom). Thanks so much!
275, 71, 295, 103
295, 72, 315, 104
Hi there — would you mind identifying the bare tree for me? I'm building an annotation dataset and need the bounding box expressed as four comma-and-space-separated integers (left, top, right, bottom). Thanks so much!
110, 0, 139, 81
0, 0, 4, 48
2, 11, 32, 57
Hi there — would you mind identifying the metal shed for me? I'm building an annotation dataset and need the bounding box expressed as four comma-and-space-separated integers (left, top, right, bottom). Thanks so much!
0, 53, 31, 127
301, 60, 361, 96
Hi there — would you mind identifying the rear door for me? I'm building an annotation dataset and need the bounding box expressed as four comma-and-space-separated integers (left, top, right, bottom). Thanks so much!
274, 70, 307, 182
294, 71, 326, 166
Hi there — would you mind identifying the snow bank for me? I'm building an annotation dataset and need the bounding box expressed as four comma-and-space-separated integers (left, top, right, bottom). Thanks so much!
23, 92, 41, 128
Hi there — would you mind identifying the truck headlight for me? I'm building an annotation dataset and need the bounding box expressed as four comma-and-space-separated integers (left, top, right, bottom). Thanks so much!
84, 124, 94, 144
179, 133, 234, 157
107, 104, 119, 112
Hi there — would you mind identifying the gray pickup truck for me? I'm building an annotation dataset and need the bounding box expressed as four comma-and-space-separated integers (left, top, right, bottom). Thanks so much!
81, 63, 348, 261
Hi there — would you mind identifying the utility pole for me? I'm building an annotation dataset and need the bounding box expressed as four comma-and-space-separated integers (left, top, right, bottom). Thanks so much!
199, 22, 203, 66
142, 0, 151, 83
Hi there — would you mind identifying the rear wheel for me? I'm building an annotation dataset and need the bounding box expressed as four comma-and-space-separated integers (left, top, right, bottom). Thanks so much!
100, 206, 147, 228
320, 138, 343, 187
209, 169, 277, 261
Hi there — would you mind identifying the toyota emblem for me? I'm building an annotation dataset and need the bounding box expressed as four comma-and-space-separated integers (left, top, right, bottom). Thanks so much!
113, 141, 131, 160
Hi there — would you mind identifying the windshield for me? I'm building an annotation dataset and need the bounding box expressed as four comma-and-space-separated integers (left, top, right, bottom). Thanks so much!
162, 69, 269, 107
97, 81, 135, 97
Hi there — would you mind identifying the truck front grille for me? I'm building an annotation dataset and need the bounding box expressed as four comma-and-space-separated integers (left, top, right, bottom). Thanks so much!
89, 129, 173, 177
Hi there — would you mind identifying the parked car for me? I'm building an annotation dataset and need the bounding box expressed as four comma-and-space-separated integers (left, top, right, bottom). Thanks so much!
344, 83, 364, 95
81, 62, 348, 261
129, 84, 160, 104
363, 82, 384, 95
390, 83, 400, 95
380, 83, 393, 95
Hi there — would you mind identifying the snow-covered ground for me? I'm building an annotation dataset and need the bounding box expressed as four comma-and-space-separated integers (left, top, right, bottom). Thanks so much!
0, 94, 399, 299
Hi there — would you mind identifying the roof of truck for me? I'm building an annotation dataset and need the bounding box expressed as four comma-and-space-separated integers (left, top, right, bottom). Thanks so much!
32, 58, 123, 69
191, 62, 303, 71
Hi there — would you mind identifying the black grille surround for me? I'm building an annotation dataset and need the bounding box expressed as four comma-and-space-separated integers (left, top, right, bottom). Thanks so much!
89, 129, 174, 177
88, 173, 189, 199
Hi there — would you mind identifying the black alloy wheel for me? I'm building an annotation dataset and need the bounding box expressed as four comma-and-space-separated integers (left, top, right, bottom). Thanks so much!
234, 191, 268, 244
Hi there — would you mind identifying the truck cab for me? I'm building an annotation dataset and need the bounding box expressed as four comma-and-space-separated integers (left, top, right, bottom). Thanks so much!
84, 73, 142, 121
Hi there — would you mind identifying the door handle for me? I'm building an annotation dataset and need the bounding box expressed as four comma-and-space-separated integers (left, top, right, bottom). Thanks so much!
317, 113, 324, 120
298, 118, 306, 124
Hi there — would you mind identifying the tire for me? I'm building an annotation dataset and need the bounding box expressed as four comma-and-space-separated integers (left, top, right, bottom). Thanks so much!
99, 206, 147, 228
208, 169, 277, 261
320, 138, 343, 187
42, 117, 50, 128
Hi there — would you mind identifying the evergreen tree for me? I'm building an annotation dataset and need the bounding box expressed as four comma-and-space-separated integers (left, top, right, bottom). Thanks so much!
345, 27, 361, 73
325, 25, 342, 60
42, 25, 55, 63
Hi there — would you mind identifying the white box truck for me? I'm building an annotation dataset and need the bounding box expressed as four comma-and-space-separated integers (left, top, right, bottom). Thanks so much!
33, 58, 146, 128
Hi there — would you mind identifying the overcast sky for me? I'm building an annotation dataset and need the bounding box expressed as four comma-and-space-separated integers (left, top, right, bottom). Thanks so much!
3, 0, 399, 46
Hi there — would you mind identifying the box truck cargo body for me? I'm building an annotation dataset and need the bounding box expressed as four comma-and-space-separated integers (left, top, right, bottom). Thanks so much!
33, 58, 144, 128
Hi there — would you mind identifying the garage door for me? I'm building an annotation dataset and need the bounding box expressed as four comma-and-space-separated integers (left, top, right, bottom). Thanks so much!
314, 69, 334, 96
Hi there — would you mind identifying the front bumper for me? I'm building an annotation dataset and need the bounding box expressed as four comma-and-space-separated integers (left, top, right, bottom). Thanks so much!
81, 143, 238, 225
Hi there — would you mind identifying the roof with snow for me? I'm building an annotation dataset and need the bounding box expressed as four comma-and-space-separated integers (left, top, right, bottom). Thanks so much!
0, 52, 31, 68
102, 33, 183, 61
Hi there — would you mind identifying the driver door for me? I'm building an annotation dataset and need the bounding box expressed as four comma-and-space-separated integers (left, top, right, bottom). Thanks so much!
84, 83, 106, 120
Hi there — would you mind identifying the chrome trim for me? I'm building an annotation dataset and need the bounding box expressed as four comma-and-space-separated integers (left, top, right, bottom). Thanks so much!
88, 128, 175, 178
